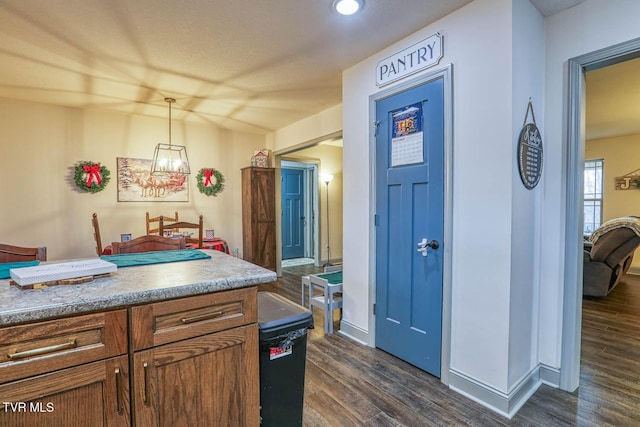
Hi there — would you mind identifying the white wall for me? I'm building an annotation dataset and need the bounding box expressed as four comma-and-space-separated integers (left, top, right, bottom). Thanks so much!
340, 0, 640, 405
343, 0, 534, 394
508, 0, 544, 388
262, 0, 640, 413
267, 104, 342, 153
540, 0, 640, 369
0, 98, 266, 261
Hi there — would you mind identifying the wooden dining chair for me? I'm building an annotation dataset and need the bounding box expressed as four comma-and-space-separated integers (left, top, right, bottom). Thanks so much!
159, 215, 204, 248
110, 235, 186, 254
0, 243, 47, 263
91, 213, 105, 256
146, 211, 179, 235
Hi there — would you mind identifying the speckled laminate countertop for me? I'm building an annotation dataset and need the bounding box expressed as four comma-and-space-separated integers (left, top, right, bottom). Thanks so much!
0, 250, 276, 326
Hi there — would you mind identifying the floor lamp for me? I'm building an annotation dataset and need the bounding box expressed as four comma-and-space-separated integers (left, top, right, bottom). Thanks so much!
322, 173, 334, 267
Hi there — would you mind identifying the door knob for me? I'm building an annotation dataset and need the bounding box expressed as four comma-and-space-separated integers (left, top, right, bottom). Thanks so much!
417, 238, 439, 257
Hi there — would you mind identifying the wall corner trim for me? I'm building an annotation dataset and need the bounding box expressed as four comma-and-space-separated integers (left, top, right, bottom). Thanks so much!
448, 366, 542, 419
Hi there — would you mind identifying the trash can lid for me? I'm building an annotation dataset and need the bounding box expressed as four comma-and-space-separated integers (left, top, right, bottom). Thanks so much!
258, 292, 313, 336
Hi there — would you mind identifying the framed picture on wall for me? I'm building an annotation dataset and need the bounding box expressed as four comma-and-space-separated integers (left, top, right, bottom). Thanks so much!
117, 157, 189, 202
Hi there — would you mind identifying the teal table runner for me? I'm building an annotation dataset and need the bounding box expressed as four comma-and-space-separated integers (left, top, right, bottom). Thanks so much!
316, 271, 342, 284
101, 249, 211, 268
0, 260, 40, 279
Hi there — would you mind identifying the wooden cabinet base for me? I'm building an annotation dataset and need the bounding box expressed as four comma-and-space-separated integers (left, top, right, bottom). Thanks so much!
0, 287, 259, 426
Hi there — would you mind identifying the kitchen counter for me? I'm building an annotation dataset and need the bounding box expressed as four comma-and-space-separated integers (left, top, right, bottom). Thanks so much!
0, 249, 276, 326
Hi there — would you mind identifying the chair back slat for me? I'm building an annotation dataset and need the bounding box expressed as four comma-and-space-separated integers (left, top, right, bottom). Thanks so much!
0, 244, 47, 263
159, 215, 204, 249
111, 235, 186, 254
146, 211, 179, 235
92, 213, 103, 256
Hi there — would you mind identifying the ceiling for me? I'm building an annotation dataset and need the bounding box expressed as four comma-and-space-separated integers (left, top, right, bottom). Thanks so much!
0, 0, 586, 135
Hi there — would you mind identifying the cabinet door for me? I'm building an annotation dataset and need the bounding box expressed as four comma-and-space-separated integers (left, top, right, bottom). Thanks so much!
0, 355, 130, 427
243, 167, 275, 270
254, 169, 276, 270
133, 324, 259, 427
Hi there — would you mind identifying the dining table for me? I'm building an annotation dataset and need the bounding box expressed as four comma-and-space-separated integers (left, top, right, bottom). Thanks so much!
188, 237, 230, 254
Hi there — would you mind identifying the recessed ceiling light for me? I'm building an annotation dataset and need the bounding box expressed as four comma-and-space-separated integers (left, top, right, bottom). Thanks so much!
333, 0, 362, 16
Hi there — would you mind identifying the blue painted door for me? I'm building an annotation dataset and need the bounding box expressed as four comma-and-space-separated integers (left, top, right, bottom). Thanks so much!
375, 78, 444, 377
282, 168, 305, 259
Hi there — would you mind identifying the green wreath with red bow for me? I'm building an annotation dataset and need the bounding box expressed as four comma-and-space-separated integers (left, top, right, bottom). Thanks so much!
197, 167, 225, 196
74, 161, 111, 193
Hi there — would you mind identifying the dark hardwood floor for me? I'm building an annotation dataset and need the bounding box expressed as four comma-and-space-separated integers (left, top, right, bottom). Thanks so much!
258, 266, 640, 426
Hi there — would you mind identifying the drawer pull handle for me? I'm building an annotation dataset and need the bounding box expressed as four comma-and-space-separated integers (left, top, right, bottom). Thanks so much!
181, 310, 224, 324
143, 362, 150, 406
115, 367, 123, 414
7, 340, 77, 360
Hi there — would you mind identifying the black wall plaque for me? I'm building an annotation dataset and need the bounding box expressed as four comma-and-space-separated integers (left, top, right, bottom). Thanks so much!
517, 101, 543, 189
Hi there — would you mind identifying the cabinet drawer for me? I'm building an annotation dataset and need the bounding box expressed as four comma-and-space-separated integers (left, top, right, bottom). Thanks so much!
0, 310, 128, 384
131, 287, 257, 351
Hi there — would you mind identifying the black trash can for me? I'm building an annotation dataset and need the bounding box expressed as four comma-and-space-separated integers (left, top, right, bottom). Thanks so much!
258, 291, 314, 426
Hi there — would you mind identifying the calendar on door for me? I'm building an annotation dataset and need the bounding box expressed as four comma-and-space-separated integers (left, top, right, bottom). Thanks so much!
391, 102, 424, 167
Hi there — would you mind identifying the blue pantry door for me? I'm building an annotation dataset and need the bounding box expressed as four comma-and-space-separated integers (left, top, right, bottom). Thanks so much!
375, 78, 444, 377
281, 168, 305, 259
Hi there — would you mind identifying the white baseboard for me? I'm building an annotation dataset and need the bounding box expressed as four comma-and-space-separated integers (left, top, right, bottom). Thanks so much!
338, 322, 555, 419
448, 366, 542, 419
626, 266, 640, 275
318, 257, 344, 267
539, 364, 560, 388
338, 319, 370, 346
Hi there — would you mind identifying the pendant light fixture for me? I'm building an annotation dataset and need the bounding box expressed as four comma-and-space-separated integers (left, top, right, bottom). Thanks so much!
150, 97, 190, 176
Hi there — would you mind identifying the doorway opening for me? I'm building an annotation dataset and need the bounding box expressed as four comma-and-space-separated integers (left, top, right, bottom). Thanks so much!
281, 160, 318, 266
563, 37, 640, 391
275, 136, 344, 273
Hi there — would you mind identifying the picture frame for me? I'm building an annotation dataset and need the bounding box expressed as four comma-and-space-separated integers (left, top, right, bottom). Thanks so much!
117, 157, 189, 202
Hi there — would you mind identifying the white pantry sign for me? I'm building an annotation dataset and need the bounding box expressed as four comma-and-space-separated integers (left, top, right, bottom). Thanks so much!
376, 33, 443, 87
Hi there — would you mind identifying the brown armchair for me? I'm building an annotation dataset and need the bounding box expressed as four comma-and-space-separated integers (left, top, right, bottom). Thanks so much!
584, 217, 640, 297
